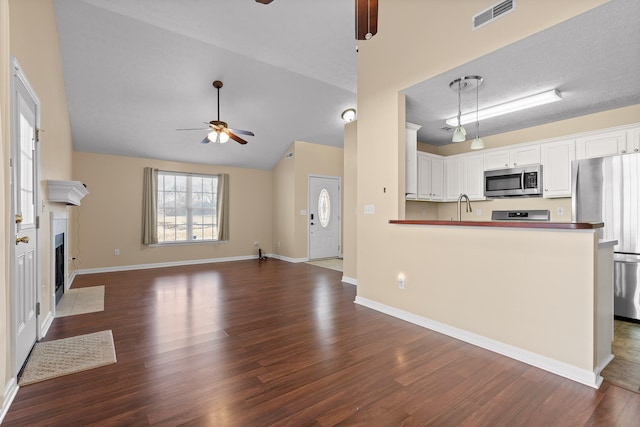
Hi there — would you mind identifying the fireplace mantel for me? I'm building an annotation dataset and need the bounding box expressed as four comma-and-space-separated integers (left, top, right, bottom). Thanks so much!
47, 180, 88, 205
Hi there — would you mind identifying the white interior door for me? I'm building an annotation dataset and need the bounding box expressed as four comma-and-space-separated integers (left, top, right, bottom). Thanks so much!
11, 58, 40, 374
308, 176, 340, 260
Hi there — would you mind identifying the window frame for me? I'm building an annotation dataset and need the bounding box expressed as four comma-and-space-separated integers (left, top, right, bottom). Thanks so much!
155, 170, 221, 245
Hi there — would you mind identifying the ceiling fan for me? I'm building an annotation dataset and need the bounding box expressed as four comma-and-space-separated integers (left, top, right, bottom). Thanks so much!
177, 80, 255, 145
255, 0, 273, 4
356, 0, 378, 40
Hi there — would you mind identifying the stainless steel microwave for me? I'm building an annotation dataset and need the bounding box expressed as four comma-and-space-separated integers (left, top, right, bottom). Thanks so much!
484, 164, 543, 198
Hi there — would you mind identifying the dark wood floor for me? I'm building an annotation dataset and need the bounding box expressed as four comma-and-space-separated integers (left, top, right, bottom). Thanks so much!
4, 259, 640, 426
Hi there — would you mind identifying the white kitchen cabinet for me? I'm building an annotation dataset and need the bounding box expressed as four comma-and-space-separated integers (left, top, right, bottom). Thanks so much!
540, 139, 575, 198
463, 154, 485, 200
405, 122, 422, 199
629, 127, 640, 154
417, 152, 444, 200
444, 156, 462, 201
576, 130, 628, 159
484, 145, 541, 170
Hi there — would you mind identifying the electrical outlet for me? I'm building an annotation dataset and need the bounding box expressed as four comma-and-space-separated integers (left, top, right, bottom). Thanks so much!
254, 241, 259, 247
421, 209, 427, 216
398, 274, 405, 290
557, 207, 564, 216
476, 208, 482, 216
277, 241, 281, 248
114, 248, 120, 256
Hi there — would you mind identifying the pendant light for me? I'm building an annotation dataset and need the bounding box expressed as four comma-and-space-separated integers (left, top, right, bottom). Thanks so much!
450, 78, 466, 142
470, 75, 484, 150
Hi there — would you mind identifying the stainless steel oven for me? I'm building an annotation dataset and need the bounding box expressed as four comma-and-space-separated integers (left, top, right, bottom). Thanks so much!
484, 164, 543, 198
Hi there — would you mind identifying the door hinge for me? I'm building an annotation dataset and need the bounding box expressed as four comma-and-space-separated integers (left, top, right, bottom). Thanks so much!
36, 302, 40, 316
35, 127, 44, 142
36, 216, 40, 229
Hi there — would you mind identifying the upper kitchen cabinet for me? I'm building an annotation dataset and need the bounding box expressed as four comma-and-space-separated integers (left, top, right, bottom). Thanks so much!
463, 154, 485, 200
484, 145, 541, 170
629, 127, 640, 153
576, 130, 628, 159
417, 152, 444, 201
405, 123, 422, 199
444, 157, 462, 201
540, 139, 576, 198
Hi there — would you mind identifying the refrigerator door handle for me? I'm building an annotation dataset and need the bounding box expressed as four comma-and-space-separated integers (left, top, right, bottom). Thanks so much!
571, 161, 579, 221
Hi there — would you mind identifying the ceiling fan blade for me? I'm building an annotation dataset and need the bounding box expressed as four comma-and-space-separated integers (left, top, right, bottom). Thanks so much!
356, 0, 378, 40
229, 128, 255, 137
200, 136, 210, 144
228, 131, 248, 145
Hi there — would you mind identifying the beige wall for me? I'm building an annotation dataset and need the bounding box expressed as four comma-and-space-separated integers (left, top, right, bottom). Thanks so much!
9, 0, 73, 326
2, 0, 73, 399
342, 122, 357, 280
356, 0, 612, 373
271, 143, 296, 258
272, 140, 344, 260
72, 152, 273, 270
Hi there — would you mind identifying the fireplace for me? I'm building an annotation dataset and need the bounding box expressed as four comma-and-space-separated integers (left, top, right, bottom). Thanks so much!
54, 232, 65, 304
52, 212, 68, 309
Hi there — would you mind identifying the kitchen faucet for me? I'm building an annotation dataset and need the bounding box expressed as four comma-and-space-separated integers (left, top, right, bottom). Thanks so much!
457, 194, 471, 221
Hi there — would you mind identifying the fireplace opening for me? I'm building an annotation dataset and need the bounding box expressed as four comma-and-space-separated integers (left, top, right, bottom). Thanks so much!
55, 232, 65, 305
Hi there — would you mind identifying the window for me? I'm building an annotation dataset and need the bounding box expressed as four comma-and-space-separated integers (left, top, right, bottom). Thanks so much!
157, 171, 219, 243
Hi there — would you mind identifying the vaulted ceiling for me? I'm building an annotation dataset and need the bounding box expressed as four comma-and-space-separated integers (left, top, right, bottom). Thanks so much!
53, 0, 639, 170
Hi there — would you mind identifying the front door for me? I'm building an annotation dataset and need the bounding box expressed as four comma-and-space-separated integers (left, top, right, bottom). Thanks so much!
11, 58, 40, 374
308, 176, 340, 260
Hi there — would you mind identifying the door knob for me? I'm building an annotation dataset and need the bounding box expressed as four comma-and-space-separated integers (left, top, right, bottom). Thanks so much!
16, 236, 29, 245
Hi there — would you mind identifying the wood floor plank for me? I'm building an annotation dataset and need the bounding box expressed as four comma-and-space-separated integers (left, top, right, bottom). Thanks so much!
3, 260, 640, 426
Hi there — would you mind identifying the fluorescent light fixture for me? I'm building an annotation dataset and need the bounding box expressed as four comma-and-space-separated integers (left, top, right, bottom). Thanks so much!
445, 89, 562, 127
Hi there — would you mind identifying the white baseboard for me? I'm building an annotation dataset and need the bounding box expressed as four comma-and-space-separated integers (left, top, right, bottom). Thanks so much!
354, 296, 602, 389
39, 310, 54, 339
77, 255, 258, 275
0, 378, 18, 425
268, 254, 308, 263
68, 270, 77, 287
341, 276, 357, 285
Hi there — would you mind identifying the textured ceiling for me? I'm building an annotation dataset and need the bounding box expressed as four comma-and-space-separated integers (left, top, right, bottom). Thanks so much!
53, 0, 640, 170
53, 0, 357, 170
403, 0, 640, 146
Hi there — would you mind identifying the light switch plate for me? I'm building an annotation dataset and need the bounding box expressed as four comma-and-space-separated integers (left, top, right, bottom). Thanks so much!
364, 204, 375, 215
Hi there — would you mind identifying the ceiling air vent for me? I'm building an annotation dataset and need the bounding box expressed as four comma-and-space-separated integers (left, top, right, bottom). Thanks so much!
473, 0, 515, 30
285, 152, 294, 159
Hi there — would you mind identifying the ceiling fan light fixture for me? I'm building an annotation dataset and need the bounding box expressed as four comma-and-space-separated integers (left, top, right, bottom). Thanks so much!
445, 89, 562, 127
207, 131, 219, 143
342, 108, 356, 122
219, 131, 230, 143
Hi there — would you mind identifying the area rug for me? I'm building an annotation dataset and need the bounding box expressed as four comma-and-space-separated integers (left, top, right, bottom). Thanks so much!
19, 330, 116, 386
56, 285, 105, 317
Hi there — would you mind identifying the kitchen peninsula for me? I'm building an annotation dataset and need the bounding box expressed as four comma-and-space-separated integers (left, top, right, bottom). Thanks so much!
355, 219, 614, 388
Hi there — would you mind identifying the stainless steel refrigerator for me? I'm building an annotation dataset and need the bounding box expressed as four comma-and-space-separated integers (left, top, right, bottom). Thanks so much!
572, 152, 640, 321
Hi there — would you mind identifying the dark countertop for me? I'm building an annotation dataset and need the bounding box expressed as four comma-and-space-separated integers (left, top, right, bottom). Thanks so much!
389, 220, 604, 229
